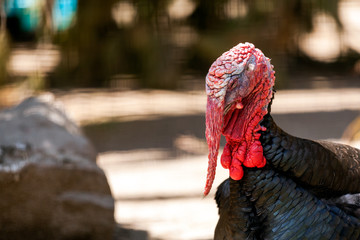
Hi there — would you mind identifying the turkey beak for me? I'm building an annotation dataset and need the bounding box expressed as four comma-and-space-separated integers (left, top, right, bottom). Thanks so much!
204, 95, 224, 196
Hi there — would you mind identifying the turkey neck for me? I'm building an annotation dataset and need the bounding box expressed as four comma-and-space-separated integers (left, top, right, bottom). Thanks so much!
229, 178, 261, 239
260, 113, 360, 198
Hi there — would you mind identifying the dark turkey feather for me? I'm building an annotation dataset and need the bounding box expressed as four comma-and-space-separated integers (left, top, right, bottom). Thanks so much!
261, 114, 360, 198
215, 114, 360, 239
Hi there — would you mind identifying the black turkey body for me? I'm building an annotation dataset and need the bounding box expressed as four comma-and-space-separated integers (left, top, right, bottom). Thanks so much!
215, 113, 360, 239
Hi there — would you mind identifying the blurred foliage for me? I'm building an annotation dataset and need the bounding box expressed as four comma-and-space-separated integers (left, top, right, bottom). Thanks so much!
0, 31, 10, 85
52, 0, 118, 87
1, 0, 360, 89
0, 0, 9, 85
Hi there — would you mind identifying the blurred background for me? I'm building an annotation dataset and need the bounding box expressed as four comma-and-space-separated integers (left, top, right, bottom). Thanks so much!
0, 0, 360, 239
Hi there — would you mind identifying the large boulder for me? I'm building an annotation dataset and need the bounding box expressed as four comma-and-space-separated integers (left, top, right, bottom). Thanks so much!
0, 95, 115, 240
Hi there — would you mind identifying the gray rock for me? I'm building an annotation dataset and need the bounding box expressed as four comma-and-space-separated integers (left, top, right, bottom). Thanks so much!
0, 94, 115, 240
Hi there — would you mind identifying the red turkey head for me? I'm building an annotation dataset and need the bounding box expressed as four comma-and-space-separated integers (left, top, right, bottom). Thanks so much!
204, 42, 275, 196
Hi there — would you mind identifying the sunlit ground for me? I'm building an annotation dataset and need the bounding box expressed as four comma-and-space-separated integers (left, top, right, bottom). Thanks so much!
0, 81, 358, 239
2, 86, 359, 239
62, 89, 360, 239
97, 89, 360, 240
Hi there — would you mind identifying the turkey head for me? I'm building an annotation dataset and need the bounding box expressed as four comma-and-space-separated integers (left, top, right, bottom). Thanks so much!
204, 42, 275, 196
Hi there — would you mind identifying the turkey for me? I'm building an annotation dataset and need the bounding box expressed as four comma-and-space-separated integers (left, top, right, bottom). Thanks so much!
203, 42, 360, 239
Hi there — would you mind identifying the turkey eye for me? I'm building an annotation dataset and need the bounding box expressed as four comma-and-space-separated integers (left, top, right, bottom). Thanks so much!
247, 63, 255, 72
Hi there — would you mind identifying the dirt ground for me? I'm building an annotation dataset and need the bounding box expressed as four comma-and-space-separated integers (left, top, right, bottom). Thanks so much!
53, 88, 360, 240
1, 87, 358, 240
0, 88, 355, 240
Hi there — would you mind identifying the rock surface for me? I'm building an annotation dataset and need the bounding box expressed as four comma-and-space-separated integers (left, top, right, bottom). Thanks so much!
0, 95, 115, 240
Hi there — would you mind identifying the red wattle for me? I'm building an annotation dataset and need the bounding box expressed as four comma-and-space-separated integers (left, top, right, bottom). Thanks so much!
220, 69, 273, 180
224, 124, 266, 180
234, 142, 247, 163
230, 164, 244, 180
243, 140, 265, 168
220, 144, 231, 169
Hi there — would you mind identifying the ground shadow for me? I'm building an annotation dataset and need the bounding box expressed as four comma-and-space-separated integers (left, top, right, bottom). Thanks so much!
83, 110, 359, 154
115, 224, 149, 240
